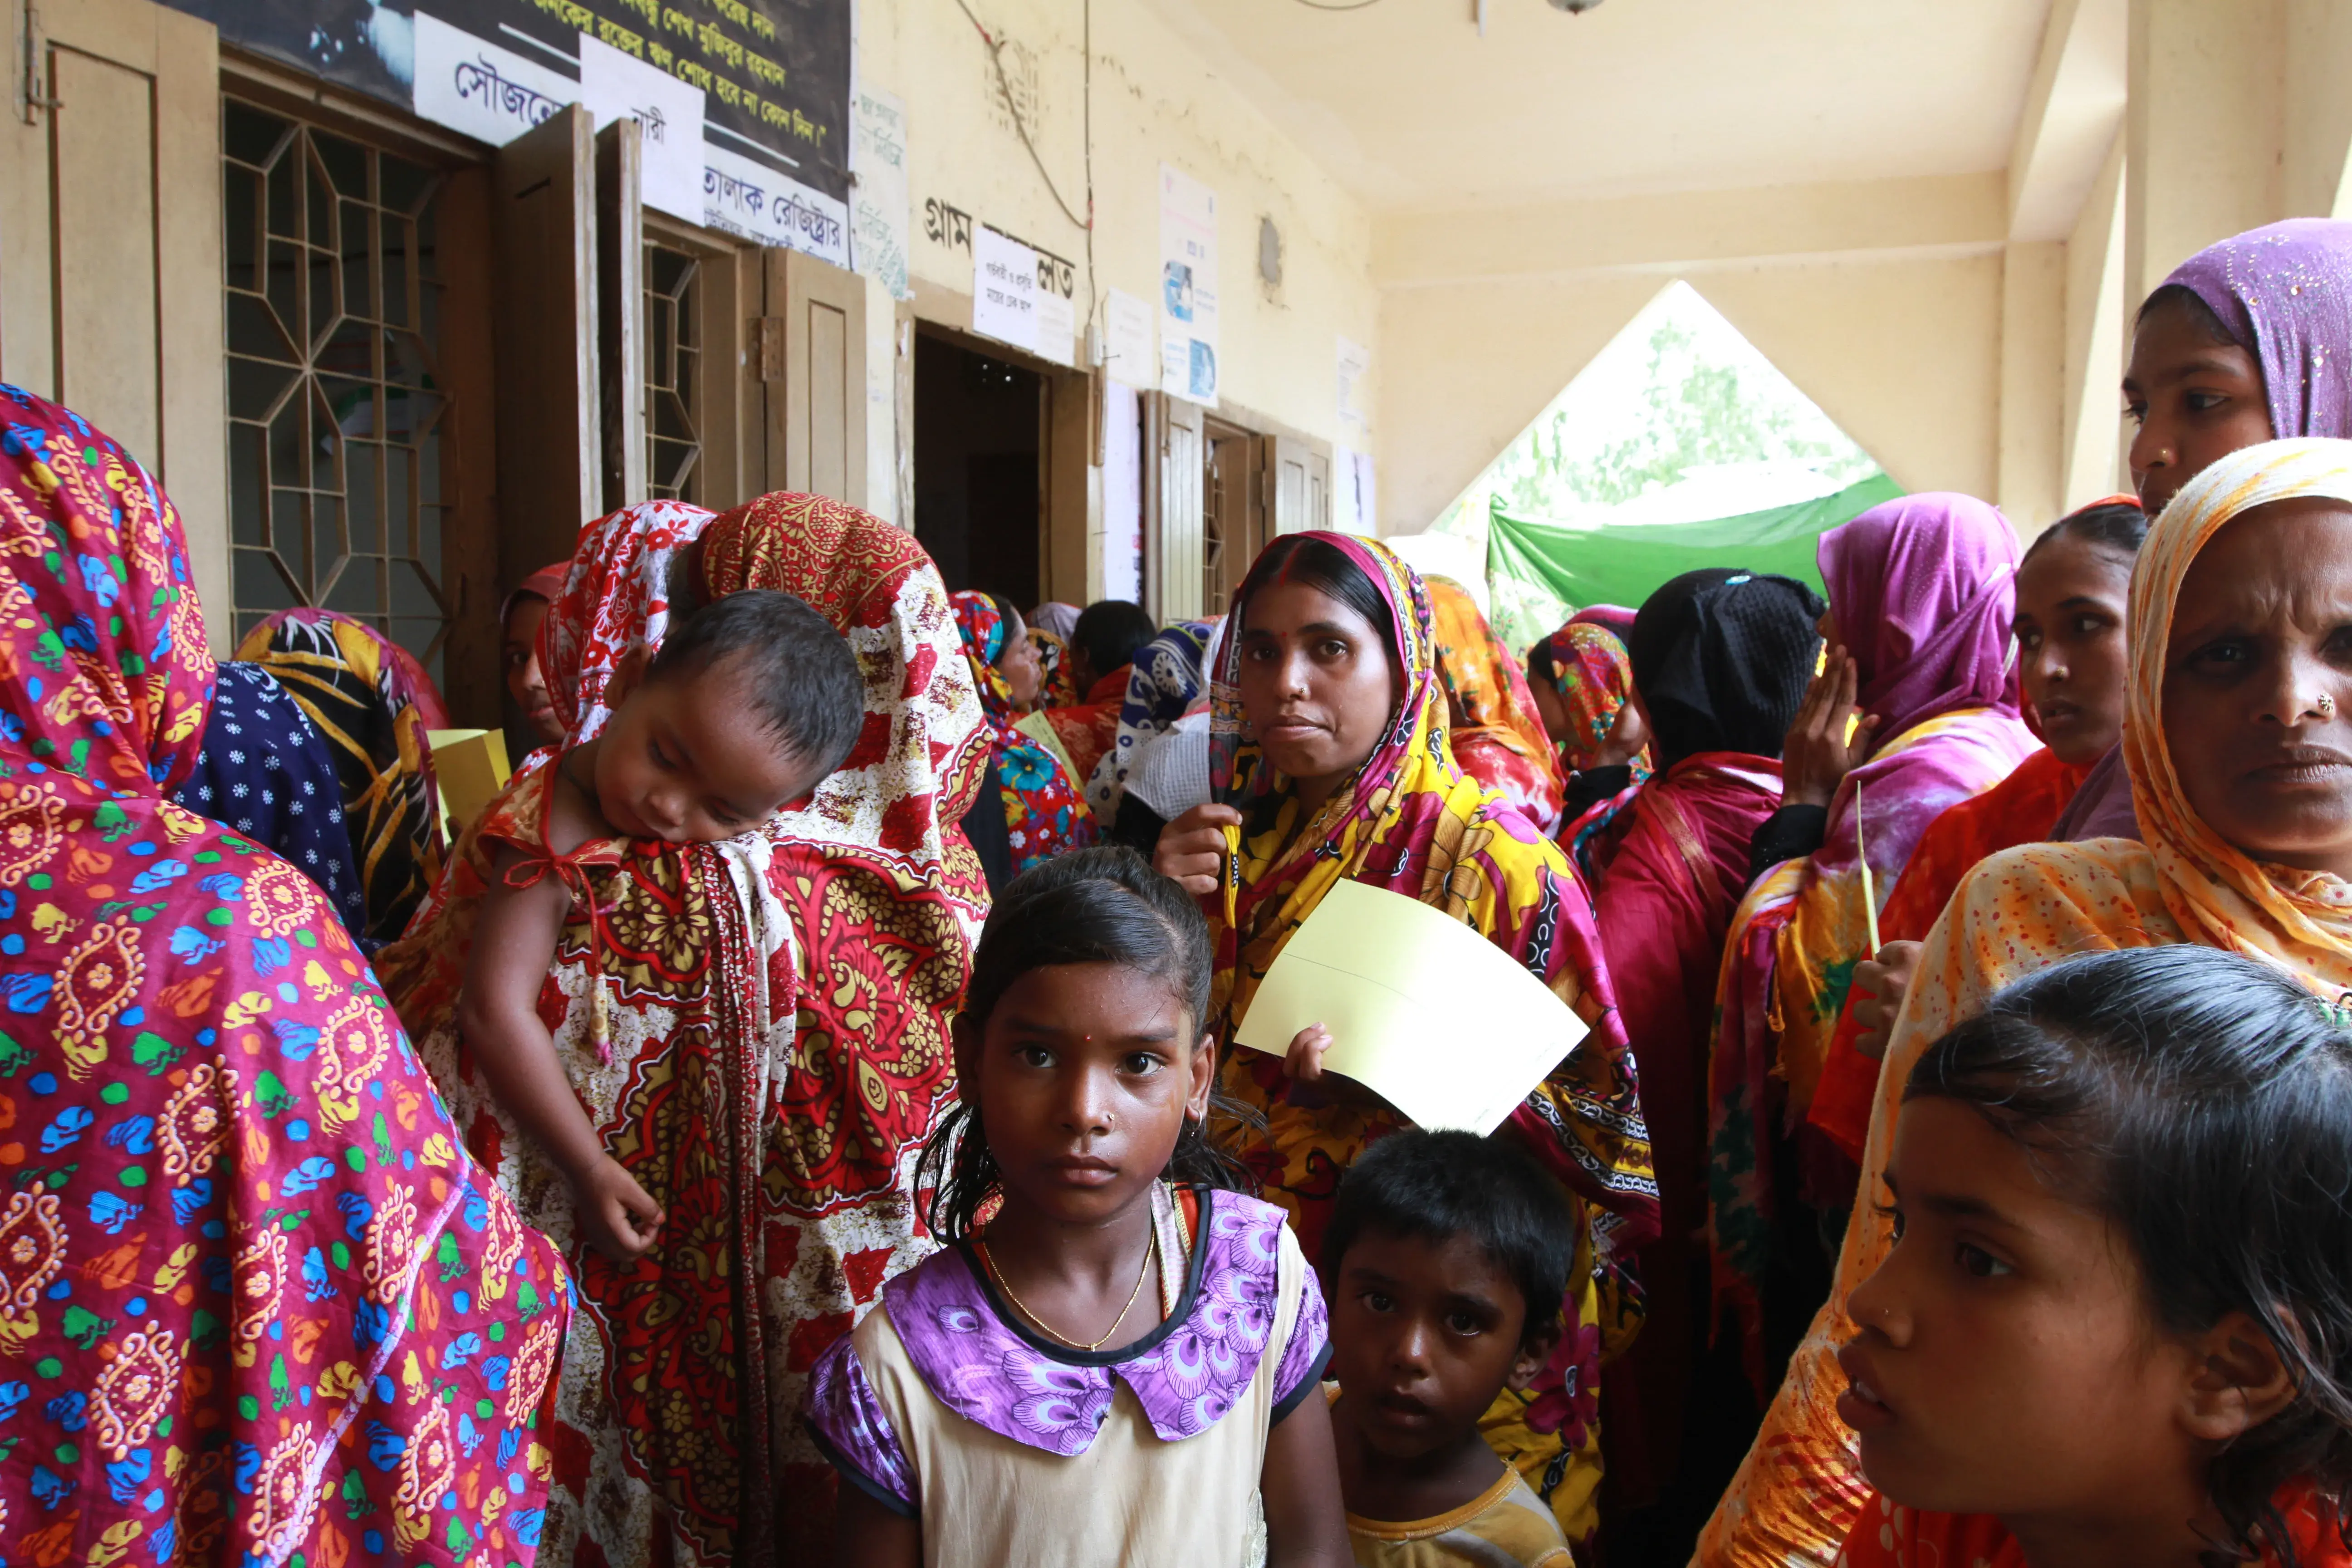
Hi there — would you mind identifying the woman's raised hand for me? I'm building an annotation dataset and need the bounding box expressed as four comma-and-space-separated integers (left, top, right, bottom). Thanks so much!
1155, 803, 1242, 895
1782, 647, 1880, 808
1590, 698, 1651, 771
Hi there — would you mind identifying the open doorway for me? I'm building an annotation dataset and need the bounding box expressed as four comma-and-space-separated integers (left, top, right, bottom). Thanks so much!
913, 332, 1042, 604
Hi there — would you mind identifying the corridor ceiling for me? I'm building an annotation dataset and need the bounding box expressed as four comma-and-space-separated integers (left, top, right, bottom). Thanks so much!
1144, 0, 2057, 210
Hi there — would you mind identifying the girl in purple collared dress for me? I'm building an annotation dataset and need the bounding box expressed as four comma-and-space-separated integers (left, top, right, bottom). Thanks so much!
804, 847, 1351, 1567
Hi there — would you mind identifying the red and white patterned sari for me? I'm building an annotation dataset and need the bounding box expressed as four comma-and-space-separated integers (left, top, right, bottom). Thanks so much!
380, 495, 989, 1568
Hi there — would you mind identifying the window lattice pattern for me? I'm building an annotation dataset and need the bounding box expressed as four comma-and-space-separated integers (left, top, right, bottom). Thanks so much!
221, 98, 453, 678
644, 242, 702, 502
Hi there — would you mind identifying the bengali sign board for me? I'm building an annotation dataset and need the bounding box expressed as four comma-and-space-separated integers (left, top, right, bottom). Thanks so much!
168, 0, 851, 264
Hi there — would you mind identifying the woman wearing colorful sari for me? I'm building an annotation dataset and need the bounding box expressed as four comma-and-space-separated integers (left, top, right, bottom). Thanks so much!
237, 609, 448, 945
1803, 497, 2146, 1165
0, 388, 569, 1567
1572, 568, 1823, 1518
381, 491, 989, 1568
1700, 438, 2352, 1567
1429, 578, 1568, 834
173, 660, 371, 942
950, 588, 1095, 879
1705, 495, 2037, 1401
1085, 616, 1217, 821
1153, 532, 1654, 1546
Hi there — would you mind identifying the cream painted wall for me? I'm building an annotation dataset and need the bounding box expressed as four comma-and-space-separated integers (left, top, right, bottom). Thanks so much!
856, 0, 1379, 463
1372, 175, 2008, 535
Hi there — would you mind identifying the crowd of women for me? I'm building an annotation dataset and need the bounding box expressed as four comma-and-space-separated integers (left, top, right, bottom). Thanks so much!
11, 209, 2352, 1568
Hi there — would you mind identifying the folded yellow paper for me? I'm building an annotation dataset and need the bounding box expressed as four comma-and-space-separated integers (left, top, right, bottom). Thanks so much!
1232, 879, 1589, 1136
427, 728, 512, 841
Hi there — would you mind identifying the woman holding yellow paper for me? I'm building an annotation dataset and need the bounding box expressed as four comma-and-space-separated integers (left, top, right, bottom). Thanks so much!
1153, 531, 1654, 1548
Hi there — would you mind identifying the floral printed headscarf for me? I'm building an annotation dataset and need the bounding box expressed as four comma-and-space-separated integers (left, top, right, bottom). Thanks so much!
951, 590, 1096, 871
1532, 620, 1651, 779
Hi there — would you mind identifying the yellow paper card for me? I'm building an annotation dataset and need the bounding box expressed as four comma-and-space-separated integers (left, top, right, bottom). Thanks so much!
427, 729, 512, 840
1232, 879, 1588, 1136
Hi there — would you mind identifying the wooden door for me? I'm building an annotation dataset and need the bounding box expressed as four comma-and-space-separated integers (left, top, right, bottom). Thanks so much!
1261, 434, 1313, 539
595, 119, 646, 512
1148, 393, 1206, 622
761, 248, 866, 505
493, 106, 599, 583
0, 0, 229, 645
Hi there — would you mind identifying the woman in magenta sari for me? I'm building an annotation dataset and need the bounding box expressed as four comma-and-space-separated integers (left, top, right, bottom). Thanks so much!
1705, 495, 2036, 1402
1578, 569, 1824, 1517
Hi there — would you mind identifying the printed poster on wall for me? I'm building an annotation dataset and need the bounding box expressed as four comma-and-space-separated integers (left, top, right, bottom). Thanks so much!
851, 87, 912, 301
167, 0, 852, 266
1102, 289, 1155, 391
1159, 164, 1219, 407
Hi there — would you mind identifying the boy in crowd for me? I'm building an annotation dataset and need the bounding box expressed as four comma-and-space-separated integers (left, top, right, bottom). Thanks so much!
1325, 1130, 1578, 1568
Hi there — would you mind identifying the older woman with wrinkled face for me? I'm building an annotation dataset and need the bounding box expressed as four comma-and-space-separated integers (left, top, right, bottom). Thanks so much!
1700, 438, 2352, 1568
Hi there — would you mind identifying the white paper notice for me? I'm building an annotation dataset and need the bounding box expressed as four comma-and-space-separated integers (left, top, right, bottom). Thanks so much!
850, 87, 911, 301
412, 13, 575, 149
1033, 270, 1075, 367
1158, 164, 1219, 407
578, 33, 706, 222
1103, 288, 1155, 390
1232, 880, 1588, 1136
702, 142, 850, 268
973, 226, 1040, 354
1337, 334, 1371, 435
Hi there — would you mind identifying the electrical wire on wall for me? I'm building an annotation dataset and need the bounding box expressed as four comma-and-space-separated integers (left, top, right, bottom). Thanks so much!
951, 0, 1098, 331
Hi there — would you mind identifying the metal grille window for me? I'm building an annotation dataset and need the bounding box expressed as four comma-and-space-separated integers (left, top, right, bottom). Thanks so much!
221, 98, 454, 677
643, 240, 701, 502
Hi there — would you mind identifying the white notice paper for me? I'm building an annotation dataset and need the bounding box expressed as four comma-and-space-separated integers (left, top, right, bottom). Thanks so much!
850, 87, 911, 301
1232, 880, 1587, 1136
973, 226, 1040, 354
1103, 288, 1155, 390
412, 13, 574, 149
579, 33, 706, 222
1158, 164, 1219, 406
1034, 270, 1074, 367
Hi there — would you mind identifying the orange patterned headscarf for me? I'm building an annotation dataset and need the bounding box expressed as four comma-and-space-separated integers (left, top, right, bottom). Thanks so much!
1428, 578, 1569, 787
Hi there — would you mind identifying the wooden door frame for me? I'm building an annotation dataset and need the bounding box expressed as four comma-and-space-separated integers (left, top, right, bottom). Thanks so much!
906, 313, 1089, 605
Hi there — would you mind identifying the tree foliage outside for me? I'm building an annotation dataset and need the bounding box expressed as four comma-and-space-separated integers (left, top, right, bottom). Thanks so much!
1433, 281, 1883, 539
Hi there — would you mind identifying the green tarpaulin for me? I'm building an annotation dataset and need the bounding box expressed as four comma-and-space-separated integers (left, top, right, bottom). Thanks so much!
1482, 472, 1904, 653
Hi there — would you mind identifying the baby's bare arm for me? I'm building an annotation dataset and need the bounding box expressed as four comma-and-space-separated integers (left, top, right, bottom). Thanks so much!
457, 848, 608, 1183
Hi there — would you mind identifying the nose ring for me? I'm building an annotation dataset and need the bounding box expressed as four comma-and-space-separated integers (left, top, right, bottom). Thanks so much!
2322, 694, 2339, 718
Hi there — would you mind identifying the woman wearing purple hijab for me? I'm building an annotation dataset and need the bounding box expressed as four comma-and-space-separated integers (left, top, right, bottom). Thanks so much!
1701, 494, 2038, 1403
2055, 217, 2352, 846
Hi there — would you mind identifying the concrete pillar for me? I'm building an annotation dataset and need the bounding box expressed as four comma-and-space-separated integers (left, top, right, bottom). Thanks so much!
1998, 240, 2066, 532
2283, 0, 2352, 219
2123, 0, 2283, 308
2062, 131, 2129, 510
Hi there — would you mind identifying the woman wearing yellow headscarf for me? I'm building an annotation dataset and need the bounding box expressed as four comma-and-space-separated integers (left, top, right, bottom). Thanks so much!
1700, 437, 2352, 1564
1155, 532, 1655, 1545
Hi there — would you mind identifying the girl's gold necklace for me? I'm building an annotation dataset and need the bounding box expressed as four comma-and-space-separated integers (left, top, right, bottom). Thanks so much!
979, 1228, 1157, 1352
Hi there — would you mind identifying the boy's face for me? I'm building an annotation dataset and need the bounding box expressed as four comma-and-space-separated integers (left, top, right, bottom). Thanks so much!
1329, 1229, 1550, 1461
593, 652, 821, 843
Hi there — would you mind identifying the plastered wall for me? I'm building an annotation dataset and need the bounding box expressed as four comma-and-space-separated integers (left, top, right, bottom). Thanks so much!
1372, 175, 2009, 535
854, 0, 1379, 482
